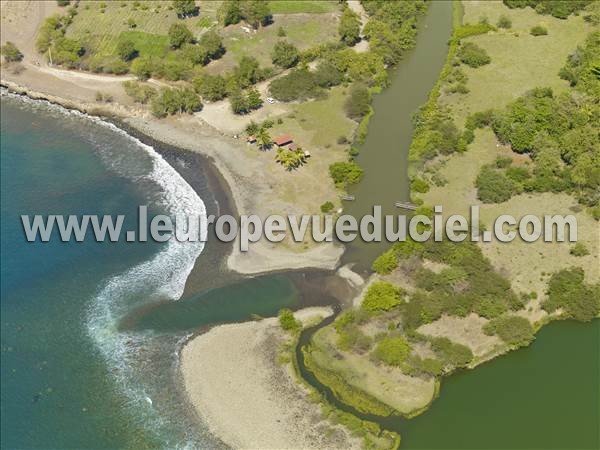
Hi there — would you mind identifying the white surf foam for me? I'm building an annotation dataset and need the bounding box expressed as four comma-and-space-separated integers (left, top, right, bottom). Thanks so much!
3, 91, 209, 447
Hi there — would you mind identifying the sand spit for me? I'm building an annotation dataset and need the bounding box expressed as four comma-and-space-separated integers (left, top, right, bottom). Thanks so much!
180, 307, 362, 450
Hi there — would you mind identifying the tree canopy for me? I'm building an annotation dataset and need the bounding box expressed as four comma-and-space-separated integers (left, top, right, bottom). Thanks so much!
172, 0, 199, 18
168, 23, 193, 48
339, 7, 361, 46
271, 41, 299, 69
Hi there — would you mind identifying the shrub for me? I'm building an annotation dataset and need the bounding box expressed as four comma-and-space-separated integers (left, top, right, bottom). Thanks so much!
182, 43, 209, 65
465, 109, 496, 130
131, 57, 154, 80
458, 42, 491, 68
155, 59, 193, 81
314, 60, 344, 88
218, 0, 271, 28
530, 25, 548, 36
570, 242, 590, 257
506, 166, 531, 183
559, 32, 600, 96
228, 87, 262, 114
246, 88, 262, 110
362, 282, 404, 312
455, 22, 496, 39
277, 26, 286, 37
497, 15, 512, 28
476, 166, 516, 203
372, 249, 398, 275
339, 6, 361, 46
52, 37, 85, 68
36, 14, 65, 53
329, 161, 363, 186
233, 56, 267, 88
198, 30, 225, 60
495, 156, 513, 169
122, 81, 157, 104
337, 326, 372, 353
172, 0, 199, 18
483, 315, 535, 347
271, 41, 299, 68
320, 201, 335, 213
168, 23, 193, 48
278, 308, 301, 332
1, 41, 23, 62
503, 0, 592, 19
344, 83, 371, 120
116, 39, 137, 61
430, 337, 473, 368
410, 177, 430, 193
151, 87, 202, 117
373, 336, 411, 366
543, 268, 600, 322
95, 91, 113, 103
409, 356, 444, 376
267, 68, 319, 102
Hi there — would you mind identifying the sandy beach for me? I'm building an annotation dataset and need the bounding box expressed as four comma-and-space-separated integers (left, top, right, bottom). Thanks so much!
1, 1, 345, 275
180, 307, 362, 450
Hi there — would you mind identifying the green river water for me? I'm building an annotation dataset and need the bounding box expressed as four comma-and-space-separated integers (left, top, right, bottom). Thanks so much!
299, 1, 599, 448
342, 0, 454, 269
3, 0, 597, 447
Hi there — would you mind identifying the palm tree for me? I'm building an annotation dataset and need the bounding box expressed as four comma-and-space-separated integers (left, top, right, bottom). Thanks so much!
257, 128, 272, 151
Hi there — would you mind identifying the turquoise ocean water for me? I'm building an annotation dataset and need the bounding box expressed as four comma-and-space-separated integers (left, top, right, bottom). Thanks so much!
0, 94, 219, 448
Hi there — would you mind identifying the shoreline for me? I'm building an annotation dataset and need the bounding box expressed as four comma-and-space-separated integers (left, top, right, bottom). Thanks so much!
179, 307, 362, 450
0, 79, 344, 276
1, 83, 357, 448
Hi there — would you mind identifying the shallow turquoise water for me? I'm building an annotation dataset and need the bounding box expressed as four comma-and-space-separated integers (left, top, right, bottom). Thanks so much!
1, 97, 165, 448
1, 94, 306, 449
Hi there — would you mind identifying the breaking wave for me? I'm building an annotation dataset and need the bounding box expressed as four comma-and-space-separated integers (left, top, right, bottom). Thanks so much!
2, 90, 210, 447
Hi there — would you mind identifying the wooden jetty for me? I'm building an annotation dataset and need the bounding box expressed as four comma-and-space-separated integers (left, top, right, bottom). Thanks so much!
394, 201, 417, 210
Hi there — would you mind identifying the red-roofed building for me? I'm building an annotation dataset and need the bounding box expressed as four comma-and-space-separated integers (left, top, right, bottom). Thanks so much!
274, 134, 293, 147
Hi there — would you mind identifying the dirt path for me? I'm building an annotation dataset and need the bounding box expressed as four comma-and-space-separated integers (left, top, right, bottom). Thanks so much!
0, 0, 58, 64
347, 0, 370, 53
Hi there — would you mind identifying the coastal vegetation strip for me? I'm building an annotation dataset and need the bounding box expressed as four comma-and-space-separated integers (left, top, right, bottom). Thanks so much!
295, 1, 599, 446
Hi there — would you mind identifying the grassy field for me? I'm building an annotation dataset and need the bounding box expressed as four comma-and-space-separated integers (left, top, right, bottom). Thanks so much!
420, 0, 599, 308
205, 13, 339, 72
269, 1, 339, 14
257, 86, 355, 214
443, 1, 593, 127
66, 1, 212, 60
66, 1, 340, 74
270, 86, 355, 151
